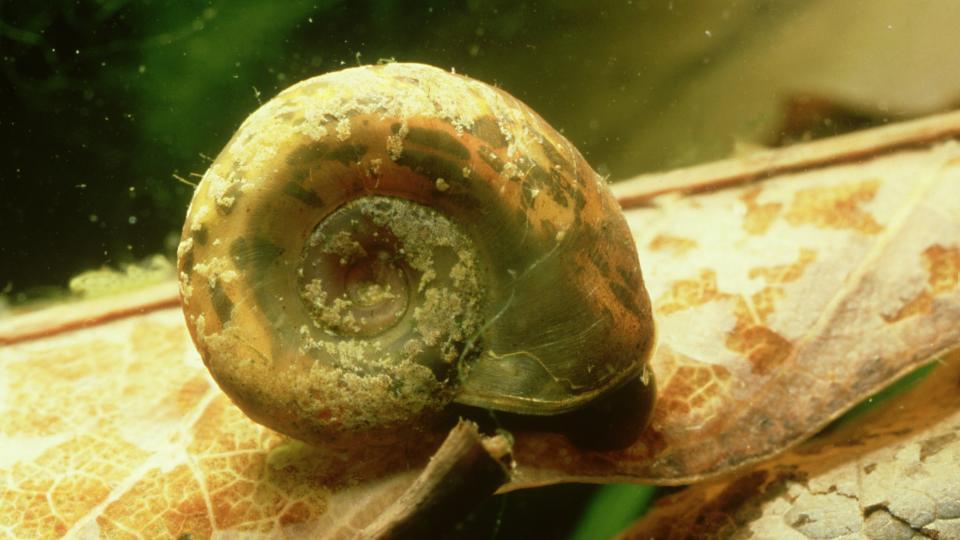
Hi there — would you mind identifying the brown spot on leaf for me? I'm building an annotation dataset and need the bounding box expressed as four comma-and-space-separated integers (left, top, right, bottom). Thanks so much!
785, 179, 883, 234
727, 323, 793, 376
925, 243, 960, 293
656, 269, 724, 315
749, 249, 817, 284
883, 291, 933, 322
884, 243, 960, 322
726, 293, 794, 375
657, 264, 797, 374
656, 362, 733, 420
740, 187, 783, 235
648, 234, 699, 255
749, 288, 785, 322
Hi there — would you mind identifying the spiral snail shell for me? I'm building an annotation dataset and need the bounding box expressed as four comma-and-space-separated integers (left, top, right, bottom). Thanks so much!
177, 63, 655, 448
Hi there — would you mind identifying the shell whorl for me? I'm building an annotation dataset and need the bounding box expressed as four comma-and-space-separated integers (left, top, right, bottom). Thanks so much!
177, 63, 655, 447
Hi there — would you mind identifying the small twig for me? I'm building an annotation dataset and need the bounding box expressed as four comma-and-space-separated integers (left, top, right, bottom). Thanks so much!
0, 282, 180, 345
359, 420, 514, 539
611, 110, 960, 207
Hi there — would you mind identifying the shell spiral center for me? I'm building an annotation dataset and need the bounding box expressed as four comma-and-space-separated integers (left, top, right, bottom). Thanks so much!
297, 196, 486, 376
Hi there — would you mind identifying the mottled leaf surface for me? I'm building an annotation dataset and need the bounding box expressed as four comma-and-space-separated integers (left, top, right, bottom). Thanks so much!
622, 350, 960, 540
0, 311, 422, 538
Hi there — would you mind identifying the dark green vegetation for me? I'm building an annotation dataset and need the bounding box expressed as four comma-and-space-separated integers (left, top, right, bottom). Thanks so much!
3, 0, 830, 303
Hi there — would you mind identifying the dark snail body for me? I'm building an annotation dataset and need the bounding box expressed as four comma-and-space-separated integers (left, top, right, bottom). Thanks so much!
177, 63, 655, 448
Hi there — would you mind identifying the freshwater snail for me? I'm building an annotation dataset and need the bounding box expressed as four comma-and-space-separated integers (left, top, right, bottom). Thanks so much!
177, 62, 655, 449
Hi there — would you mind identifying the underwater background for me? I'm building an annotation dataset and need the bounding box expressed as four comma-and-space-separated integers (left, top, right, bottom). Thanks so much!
3, 1, 959, 537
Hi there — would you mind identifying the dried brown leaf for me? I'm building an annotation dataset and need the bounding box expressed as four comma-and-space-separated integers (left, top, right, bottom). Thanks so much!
622, 350, 960, 540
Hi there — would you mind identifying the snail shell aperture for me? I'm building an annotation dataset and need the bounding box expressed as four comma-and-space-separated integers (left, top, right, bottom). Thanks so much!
177, 63, 655, 448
